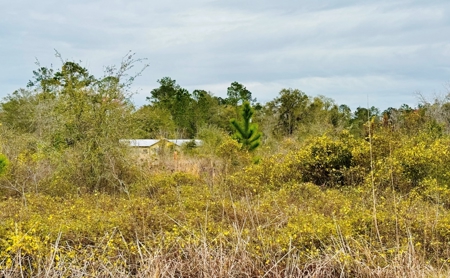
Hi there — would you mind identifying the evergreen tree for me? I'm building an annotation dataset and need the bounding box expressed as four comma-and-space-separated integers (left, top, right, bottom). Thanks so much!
230, 101, 262, 151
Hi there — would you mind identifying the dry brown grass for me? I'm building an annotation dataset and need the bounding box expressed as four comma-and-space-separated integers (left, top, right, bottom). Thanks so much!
1, 229, 448, 278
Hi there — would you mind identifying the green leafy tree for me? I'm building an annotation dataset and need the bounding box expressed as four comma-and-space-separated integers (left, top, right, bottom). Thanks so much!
0, 89, 39, 133
230, 102, 262, 151
226, 82, 254, 106
381, 104, 434, 135
266, 88, 309, 136
132, 105, 176, 138
148, 77, 196, 137
191, 89, 241, 133
192, 89, 223, 129
350, 106, 380, 138
5, 54, 145, 193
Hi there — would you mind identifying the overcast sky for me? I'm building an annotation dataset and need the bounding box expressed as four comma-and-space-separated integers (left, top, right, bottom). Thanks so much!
1, 0, 450, 111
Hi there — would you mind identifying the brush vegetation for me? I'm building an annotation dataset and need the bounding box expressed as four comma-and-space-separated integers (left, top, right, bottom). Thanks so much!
0, 54, 450, 277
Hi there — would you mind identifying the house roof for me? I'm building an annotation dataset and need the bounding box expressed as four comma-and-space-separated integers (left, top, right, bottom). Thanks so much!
167, 139, 203, 147
120, 139, 159, 147
120, 139, 202, 147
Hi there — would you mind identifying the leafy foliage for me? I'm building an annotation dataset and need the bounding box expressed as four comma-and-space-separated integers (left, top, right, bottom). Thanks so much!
0, 153, 8, 176
226, 81, 254, 106
132, 105, 176, 138
4, 55, 450, 276
0, 55, 145, 194
300, 135, 353, 186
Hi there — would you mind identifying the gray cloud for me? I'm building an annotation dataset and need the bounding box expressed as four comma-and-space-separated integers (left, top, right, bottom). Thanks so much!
1, 0, 450, 110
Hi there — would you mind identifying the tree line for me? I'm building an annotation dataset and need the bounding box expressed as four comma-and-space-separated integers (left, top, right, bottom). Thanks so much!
1, 56, 450, 193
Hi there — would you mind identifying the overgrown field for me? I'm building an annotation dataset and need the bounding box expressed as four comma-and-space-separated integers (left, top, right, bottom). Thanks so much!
1, 58, 450, 277
1, 130, 450, 277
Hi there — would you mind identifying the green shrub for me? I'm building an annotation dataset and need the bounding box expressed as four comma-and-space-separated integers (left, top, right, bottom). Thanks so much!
0, 153, 9, 176
299, 135, 353, 186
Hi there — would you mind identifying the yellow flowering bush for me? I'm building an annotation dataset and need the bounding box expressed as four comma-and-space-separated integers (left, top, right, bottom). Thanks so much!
2, 127, 450, 275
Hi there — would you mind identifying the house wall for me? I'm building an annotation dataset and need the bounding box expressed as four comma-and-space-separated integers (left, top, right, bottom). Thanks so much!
132, 142, 181, 165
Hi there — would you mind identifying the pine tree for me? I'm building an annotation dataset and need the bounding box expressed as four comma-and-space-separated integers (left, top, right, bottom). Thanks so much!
230, 101, 262, 151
